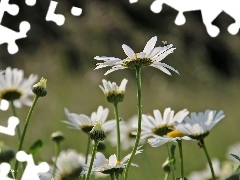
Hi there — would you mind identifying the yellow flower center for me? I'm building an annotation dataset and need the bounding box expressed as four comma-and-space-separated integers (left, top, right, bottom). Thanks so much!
103, 160, 121, 166
152, 125, 172, 136
106, 91, 124, 103
0, 88, 23, 101
167, 130, 185, 138
122, 56, 153, 69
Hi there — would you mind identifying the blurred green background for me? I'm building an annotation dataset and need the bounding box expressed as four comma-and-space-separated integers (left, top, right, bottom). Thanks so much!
0, 0, 240, 179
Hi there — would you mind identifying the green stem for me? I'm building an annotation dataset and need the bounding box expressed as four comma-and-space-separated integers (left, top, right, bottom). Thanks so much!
164, 173, 169, 180
85, 140, 99, 180
83, 135, 91, 180
52, 142, 61, 178
115, 173, 120, 180
166, 143, 175, 180
110, 173, 115, 180
177, 140, 184, 178
113, 103, 121, 161
14, 95, 39, 178
124, 67, 142, 180
85, 135, 91, 164
166, 143, 170, 156
201, 139, 216, 180
10, 100, 21, 141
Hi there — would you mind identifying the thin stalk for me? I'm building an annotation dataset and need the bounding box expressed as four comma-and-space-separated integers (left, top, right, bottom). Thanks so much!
124, 67, 142, 180
85, 140, 99, 180
166, 143, 170, 156
83, 135, 91, 179
177, 140, 184, 178
164, 173, 169, 180
52, 142, 61, 178
10, 100, 21, 141
110, 173, 115, 180
85, 135, 91, 164
202, 139, 216, 180
166, 143, 175, 180
115, 173, 120, 180
113, 103, 121, 160
14, 95, 39, 178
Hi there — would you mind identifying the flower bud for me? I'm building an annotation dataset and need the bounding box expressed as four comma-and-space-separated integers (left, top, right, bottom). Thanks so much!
89, 121, 106, 141
99, 79, 128, 104
51, 131, 64, 143
106, 92, 125, 104
32, 77, 47, 97
162, 158, 171, 173
0, 142, 15, 163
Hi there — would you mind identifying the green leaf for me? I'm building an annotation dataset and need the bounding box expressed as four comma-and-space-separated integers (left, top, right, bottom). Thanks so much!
168, 157, 176, 165
28, 140, 43, 155
236, 164, 240, 173
230, 153, 240, 162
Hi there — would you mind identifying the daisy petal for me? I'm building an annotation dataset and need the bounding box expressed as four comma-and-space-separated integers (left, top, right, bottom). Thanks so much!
148, 136, 169, 147
151, 65, 172, 75
104, 66, 126, 75
109, 154, 117, 167
122, 44, 135, 59
143, 36, 157, 56
94, 56, 122, 61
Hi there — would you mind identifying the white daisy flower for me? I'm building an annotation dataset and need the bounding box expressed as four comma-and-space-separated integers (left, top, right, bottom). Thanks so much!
139, 108, 189, 140
227, 142, 240, 169
95, 36, 178, 75
108, 115, 145, 151
40, 149, 87, 180
174, 110, 225, 140
137, 108, 190, 147
99, 79, 128, 104
0, 67, 38, 110
91, 149, 142, 175
187, 158, 232, 180
55, 149, 87, 179
99, 79, 128, 95
62, 106, 115, 134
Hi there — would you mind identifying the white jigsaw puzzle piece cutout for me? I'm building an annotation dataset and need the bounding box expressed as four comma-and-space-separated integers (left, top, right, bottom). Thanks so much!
0, 0, 31, 54
0, 163, 14, 180
0, 22, 30, 54
16, 151, 49, 180
46, 1, 65, 26
0, 0, 19, 22
71, 6, 82, 16
25, 0, 37, 6
0, 100, 9, 111
150, 0, 240, 37
129, 0, 138, 4
0, 116, 19, 136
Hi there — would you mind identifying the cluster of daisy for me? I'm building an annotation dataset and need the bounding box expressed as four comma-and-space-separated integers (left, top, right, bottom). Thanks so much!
0, 67, 49, 179
0, 36, 239, 180
92, 36, 237, 180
